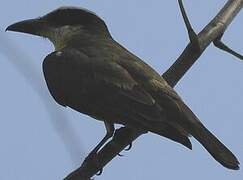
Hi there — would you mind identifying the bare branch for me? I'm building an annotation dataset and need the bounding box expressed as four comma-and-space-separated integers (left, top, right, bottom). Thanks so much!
163, 0, 243, 87
178, 0, 200, 49
64, 0, 243, 179
213, 34, 243, 60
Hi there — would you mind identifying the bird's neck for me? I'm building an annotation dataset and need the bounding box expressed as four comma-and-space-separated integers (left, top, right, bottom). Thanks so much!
46, 25, 111, 51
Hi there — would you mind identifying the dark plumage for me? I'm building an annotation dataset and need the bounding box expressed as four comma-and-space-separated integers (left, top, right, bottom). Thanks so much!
6, 6, 239, 170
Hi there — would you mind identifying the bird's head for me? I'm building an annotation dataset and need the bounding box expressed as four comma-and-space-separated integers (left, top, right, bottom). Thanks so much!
6, 6, 110, 50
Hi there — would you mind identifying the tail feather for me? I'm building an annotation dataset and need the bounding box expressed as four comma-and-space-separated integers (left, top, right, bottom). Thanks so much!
179, 101, 240, 170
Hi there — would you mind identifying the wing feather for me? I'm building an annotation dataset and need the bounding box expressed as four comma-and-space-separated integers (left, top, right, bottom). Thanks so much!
42, 49, 155, 107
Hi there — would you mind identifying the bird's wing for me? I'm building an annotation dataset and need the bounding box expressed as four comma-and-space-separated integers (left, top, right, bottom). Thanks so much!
42, 49, 155, 107
42, 52, 67, 107
42, 48, 192, 149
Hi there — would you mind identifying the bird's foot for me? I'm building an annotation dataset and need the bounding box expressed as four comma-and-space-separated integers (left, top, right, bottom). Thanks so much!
117, 142, 133, 157
124, 143, 132, 151
96, 168, 103, 176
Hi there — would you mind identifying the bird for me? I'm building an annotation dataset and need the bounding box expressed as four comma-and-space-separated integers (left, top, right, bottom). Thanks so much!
6, 6, 239, 170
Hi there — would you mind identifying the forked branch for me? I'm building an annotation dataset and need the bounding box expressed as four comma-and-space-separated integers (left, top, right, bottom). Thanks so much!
163, 0, 243, 87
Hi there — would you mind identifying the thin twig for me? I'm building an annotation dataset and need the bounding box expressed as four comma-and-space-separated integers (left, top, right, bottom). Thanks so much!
178, 0, 200, 49
213, 35, 243, 60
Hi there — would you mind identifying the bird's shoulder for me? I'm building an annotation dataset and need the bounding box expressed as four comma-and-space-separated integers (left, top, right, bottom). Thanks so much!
44, 48, 138, 89
43, 48, 156, 106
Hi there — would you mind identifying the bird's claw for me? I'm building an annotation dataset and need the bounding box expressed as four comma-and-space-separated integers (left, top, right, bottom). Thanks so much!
117, 143, 132, 157
96, 168, 103, 176
118, 153, 124, 157
124, 143, 132, 151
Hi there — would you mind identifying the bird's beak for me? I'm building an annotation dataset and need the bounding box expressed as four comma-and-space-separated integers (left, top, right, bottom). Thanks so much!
6, 18, 46, 36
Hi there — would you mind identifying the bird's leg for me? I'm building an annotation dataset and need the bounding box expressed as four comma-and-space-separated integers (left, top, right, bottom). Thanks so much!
90, 121, 115, 155
85, 121, 114, 176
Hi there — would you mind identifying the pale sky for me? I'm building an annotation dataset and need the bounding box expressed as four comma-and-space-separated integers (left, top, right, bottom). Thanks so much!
0, 0, 243, 179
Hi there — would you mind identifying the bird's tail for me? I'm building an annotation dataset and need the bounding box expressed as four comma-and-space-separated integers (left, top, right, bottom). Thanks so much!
178, 101, 240, 170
